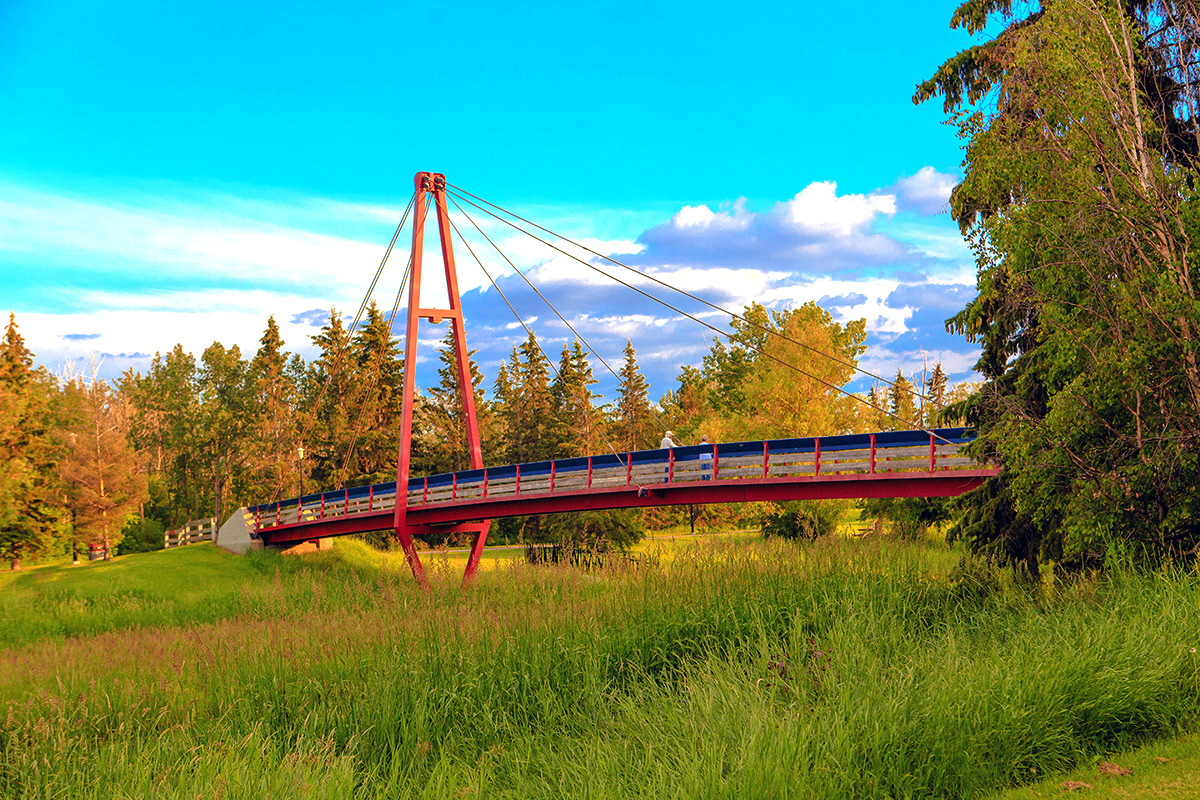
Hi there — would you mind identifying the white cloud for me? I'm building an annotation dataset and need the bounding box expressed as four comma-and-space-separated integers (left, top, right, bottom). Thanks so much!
773, 181, 896, 237
891, 167, 958, 215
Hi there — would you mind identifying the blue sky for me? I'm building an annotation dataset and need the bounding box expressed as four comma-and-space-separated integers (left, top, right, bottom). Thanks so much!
1, 0, 984, 399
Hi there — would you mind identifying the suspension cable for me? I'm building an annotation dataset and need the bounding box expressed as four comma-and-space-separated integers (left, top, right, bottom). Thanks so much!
443, 189, 949, 442
445, 213, 631, 465
271, 191, 416, 502
446, 182, 937, 405
447, 194, 623, 386
335, 256, 413, 485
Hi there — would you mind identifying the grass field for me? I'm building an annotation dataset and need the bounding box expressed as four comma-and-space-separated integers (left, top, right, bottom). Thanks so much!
2, 534, 1199, 798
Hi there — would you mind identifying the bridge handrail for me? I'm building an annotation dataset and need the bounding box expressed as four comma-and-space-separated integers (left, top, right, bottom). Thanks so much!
247, 427, 980, 531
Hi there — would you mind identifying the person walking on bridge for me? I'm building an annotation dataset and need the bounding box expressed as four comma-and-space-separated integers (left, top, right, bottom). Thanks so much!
699, 434, 713, 481
660, 430, 679, 483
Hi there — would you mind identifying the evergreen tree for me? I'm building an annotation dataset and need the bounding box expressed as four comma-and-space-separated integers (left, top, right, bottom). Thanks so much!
0, 315, 62, 569
550, 340, 603, 457
343, 302, 404, 484
306, 309, 354, 488
615, 340, 653, 451
423, 326, 489, 474
925, 362, 948, 427
249, 315, 298, 497
889, 369, 917, 430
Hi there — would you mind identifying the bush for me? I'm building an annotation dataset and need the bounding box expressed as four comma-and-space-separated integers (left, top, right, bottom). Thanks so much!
116, 516, 165, 554
540, 509, 644, 552
758, 499, 848, 540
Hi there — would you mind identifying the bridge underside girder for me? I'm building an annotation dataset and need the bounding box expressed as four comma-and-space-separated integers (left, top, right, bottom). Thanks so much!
256, 470, 993, 548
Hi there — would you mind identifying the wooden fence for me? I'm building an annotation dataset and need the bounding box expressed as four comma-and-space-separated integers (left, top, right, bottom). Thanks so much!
164, 517, 216, 548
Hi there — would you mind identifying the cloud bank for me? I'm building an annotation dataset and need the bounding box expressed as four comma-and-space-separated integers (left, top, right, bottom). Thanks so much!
1, 168, 978, 397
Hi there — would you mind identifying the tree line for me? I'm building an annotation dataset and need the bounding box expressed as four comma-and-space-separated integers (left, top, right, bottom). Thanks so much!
0, 300, 964, 568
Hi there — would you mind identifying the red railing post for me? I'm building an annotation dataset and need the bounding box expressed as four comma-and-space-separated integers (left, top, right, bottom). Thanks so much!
930, 433, 936, 471
515, 464, 522, 495
870, 434, 876, 474
452, 473, 458, 501
668, 449, 675, 482
275, 503, 280, 526
422, 477, 428, 505
626, 453, 633, 486
369, 485, 374, 511
713, 444, 720, 480
762, 441, 769, 478
319, 494, 326, 519
297, 497, 303, 521
550, 460, 556, 492
814, 438, 821, 477
344, 489, 349, 515
587, 456, 593, 489
483, 468, 489, 498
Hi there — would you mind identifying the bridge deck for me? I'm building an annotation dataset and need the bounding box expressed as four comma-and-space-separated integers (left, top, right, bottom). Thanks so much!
239, 428, 996, 547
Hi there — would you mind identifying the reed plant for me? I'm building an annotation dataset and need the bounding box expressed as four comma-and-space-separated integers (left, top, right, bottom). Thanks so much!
2, 536, 1198, 798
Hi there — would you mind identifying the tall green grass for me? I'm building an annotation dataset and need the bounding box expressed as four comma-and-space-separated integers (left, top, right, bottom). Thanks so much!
3, 537, 1199, 798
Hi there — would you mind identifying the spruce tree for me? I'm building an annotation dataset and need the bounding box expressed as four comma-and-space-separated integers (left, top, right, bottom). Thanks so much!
889, 369, 917, 431
249, 315, 297, 497
550, 339, 602, 457
345, 302, 405, 483
0, 315, 61, 569
424, 326, 488, 474
616, 340, 652, 451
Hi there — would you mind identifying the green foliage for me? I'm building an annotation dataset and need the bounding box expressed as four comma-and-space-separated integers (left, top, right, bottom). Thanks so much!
116, 516, 165, 554
0, 315, 64, 570
922, 0, 1200, 569
861, 496, 953, 541
538, 508, 643, 551
757, 499, 850, 540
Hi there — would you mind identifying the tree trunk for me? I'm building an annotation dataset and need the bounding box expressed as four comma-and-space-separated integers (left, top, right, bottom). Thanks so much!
10, 557, 20, 571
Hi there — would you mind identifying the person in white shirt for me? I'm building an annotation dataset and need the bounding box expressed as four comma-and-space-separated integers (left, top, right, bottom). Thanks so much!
659, 431, 678, 483
699, 434, 713, 480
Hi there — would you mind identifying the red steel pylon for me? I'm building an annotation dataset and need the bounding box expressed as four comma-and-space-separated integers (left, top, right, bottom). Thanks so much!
394, 172, 490, 588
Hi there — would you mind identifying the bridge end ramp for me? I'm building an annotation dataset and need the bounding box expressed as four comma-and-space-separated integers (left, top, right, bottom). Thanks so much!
215, 508, 262, 555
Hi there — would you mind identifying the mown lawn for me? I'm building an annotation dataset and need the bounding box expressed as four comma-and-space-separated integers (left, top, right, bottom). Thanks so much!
2, 535, 1199, 798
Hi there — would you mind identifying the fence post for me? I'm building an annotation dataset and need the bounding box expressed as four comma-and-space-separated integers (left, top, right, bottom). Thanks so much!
870, 433, 876, 474
626, 454, 632, 486
516, 465, 522, 496
550, 460, 556, 492
668, 449, 675, 483
762, 441, 769, 478
930, 433, 936, 471
713, 444, 720, 480
483, 468, 489, 498
814, 438, 821, 477
369, 486, 374, 511
587, 456, 593, 489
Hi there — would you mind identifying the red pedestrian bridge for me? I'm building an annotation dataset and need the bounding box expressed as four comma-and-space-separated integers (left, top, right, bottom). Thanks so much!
214, 173, 999, 588
217, 427, 996, 583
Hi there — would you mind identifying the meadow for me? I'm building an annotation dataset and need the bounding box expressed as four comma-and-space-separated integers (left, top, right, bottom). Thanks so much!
2, 534, 1199, 798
